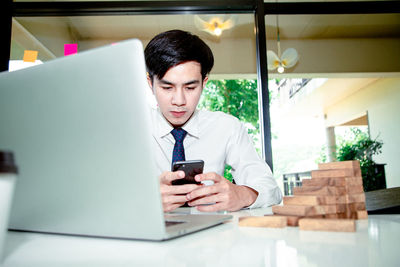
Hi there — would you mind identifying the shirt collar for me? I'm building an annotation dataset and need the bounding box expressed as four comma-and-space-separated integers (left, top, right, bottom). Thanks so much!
182, 109, 200, 138
155, 108, 173, 138
154, 108, 200, 139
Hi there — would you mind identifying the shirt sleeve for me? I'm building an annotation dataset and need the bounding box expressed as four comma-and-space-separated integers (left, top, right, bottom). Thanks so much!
225, 119, 282, 208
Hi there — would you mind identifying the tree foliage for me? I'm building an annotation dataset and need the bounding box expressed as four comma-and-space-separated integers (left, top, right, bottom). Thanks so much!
199, 80, 259, 130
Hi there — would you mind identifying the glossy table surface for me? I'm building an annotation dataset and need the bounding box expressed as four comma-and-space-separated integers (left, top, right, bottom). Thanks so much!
2, 208, 400, 267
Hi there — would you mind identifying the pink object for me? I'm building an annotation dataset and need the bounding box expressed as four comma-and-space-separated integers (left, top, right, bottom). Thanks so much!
64, 44, 78, 56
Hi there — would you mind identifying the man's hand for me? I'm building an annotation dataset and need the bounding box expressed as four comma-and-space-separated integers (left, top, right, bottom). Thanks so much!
159, 170, 201, 212
186, 172, 258, 212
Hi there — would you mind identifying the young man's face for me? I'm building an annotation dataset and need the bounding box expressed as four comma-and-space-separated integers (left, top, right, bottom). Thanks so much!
149, 61, 208, 127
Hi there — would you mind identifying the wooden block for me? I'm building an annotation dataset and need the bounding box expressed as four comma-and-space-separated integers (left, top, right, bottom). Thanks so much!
337, 213, 348, 219
346, 185, 364, 194
345, 177, 364, 186
312, 205, 332, 215
313, 204, 346, 214
302, 177, 342, 187
286, 195, 348, 205
273, 204, 343, 216
336, 204, 347, 213
272, 205, 313, 216
323, 213, 340, 219
346, 193, 366, 203
318, 160, 360, 169
293, 186, 346, 196
282, 215, 324, 226
324, 213, 348, 219
239, 216, 287, 228
323, 195, 347, 205
356, 210, 368, 220
283, 195, 323, 206
311, 169, 358, 178
299, 218, 356, 232
302, 177, 363, 187
283, 215, 302, 226
348, 212, 358, 219
345, 202, 366, 212
318, 160, 362, 177
343, 209, 358, 219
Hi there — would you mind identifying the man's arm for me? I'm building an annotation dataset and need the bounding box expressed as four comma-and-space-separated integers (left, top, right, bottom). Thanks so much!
186, 172, 259, 212
225, 120, 282, 209
186, 118, 281, 211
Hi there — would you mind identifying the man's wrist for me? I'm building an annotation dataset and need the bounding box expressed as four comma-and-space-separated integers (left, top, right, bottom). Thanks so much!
239, 185, 259, 208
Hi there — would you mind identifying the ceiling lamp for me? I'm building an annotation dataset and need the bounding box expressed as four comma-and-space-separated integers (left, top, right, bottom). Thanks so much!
194, 15, 236, 37
267, 16, 299, 73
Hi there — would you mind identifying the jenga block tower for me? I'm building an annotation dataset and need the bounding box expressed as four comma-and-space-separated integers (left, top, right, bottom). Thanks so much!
262, 160, 367, 232
306, 160, 366, 220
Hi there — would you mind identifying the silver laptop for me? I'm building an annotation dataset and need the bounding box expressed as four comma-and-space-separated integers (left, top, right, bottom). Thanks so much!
0, 39, 232, 241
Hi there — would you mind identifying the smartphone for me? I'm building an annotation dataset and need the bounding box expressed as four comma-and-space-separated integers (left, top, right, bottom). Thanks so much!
171, 160, 204, 185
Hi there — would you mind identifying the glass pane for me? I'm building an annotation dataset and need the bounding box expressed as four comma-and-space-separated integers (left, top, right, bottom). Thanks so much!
11, 14, 257, 74
266, 13, 400, 194
10, 13, 261, 180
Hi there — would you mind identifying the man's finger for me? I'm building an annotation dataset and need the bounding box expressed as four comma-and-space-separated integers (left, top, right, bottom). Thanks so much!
169, 184, 201, 195
194, 172, 221, 183
164, 194, 190, 205
186, 184, 219, 201
188, 193, 220, 207
160, 170, 185, 184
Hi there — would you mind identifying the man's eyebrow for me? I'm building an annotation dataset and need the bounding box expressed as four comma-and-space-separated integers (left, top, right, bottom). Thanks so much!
183, 80, 200, 86
159, 79, 174, 86
159, 79, 200, 86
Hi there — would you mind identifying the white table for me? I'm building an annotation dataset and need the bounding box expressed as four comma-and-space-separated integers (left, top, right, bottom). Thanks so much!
2, 208, 400, 267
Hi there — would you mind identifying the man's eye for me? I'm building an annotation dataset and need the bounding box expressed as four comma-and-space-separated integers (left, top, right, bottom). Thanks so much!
162, 87, 172, 90
186, 87, 195, 90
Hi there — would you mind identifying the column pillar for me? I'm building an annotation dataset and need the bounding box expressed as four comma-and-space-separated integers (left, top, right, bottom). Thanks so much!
325, 126, 337, 162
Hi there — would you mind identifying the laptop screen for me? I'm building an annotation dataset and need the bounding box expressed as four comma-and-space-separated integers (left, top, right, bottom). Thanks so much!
0, 39, 167, 240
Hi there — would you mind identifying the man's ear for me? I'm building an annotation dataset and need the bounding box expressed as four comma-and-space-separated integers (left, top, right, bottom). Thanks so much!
146, 73, 154, 93
202, 76, 209, 89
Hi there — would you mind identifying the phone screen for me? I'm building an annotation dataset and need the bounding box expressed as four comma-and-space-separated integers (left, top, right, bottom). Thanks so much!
171, 160, 204, 185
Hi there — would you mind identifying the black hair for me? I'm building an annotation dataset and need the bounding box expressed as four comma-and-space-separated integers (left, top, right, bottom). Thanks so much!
144, 29, 214, 81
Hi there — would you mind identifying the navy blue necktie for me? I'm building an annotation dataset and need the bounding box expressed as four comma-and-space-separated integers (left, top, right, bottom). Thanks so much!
171, 128, 187, 165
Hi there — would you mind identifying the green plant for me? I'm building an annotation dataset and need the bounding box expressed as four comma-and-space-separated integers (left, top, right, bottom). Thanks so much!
336, 128, 384, 191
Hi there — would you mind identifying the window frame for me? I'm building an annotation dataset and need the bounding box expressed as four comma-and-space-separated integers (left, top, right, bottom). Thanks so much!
2, 0, 399, 170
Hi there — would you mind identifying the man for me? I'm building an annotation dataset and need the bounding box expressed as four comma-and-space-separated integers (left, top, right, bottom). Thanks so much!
145, 30, 282, 212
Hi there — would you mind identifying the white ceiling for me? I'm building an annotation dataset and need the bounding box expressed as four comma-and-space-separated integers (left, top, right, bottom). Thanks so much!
15, 12, 400, 43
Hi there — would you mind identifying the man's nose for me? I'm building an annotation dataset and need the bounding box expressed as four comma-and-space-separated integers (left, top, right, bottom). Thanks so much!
172, 88, 186, 106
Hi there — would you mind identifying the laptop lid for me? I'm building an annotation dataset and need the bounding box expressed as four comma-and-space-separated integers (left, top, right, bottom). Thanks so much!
0, 39, 168, 240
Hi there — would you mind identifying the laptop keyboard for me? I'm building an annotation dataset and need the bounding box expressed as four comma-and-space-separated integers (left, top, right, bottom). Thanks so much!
165, 221, 185, 227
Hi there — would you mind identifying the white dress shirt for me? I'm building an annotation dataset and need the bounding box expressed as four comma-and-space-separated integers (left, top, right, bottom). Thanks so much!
150, 107, 282, 208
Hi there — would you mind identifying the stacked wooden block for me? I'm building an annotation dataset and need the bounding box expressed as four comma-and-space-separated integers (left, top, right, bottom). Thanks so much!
239, 160, 368, 232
